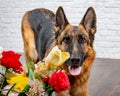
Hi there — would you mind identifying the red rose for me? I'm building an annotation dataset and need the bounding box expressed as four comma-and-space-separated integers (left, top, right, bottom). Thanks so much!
48, 70, 70, 93
42, 77, 49, 83
0, 50, 23, 73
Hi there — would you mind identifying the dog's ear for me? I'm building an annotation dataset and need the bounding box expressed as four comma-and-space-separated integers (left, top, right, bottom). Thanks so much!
80, 7, 96, 35
54, 6, 69, 34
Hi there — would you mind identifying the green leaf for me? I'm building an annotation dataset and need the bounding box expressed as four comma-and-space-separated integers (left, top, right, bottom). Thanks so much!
6, 83, 16, 96
28, 69, 34, 80
42, 82, 47, 89
37, 76, 42, 81
7, 68, 13, 73
18, 92, 27, 96
0, 93, 5, 96
1, 66, 6, 71
49, 67, 55, 71
0, 68, 7, 90
28, 57, 35, 72
46, 86, 53, 92
22, 85, 31, 93
1, 77, 8, 88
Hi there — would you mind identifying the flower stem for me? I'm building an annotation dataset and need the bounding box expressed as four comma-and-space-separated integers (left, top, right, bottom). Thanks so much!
0, 72, 4, 77
0, 89, 9, 91
0, 68, 7, 93
6, 83, 16, 96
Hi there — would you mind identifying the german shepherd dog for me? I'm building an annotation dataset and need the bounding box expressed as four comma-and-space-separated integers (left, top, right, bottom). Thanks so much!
21, 6, 96, 96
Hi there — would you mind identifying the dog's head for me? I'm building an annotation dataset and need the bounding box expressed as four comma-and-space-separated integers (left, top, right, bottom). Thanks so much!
54, 7, 96, 76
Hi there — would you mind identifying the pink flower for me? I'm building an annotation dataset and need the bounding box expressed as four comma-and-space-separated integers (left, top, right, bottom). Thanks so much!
48, 70, 70, 93
27, 79, 45, 96
0, 50, 23, 73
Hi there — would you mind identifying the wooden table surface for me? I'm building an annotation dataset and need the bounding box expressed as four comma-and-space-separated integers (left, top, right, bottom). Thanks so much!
89, 58, 120, 96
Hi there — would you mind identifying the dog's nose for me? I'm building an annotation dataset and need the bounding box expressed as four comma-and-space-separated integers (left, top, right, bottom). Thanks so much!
71, 58, 80, 64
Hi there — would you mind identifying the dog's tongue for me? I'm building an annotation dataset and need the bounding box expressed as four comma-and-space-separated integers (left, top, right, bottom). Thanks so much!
68, 66, 81, 76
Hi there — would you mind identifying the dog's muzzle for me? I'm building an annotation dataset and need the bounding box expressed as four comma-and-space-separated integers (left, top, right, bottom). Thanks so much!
67, 58, 82, 76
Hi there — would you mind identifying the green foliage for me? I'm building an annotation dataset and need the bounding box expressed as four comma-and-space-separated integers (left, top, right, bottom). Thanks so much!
49, 67, 55, 71
18, 92, 27, 96
28, 69, 35, 80
22, 85, 31, 93
43, 82, 53, 92
2, 66, 6, 71
46, 86, 53, 92
27, 57, 35, 80
0, 93, 5, 96
27, 57, 35, 72
1, 79, 8, 89
6, 83, 16, 95
7, 68, 13, 73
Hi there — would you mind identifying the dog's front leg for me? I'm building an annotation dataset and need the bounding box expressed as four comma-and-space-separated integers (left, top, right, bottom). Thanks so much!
56, 89, 69, 96
70, 88, 89, 96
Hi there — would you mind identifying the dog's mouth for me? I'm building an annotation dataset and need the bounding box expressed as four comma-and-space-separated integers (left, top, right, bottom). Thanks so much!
68, 65, 82, 76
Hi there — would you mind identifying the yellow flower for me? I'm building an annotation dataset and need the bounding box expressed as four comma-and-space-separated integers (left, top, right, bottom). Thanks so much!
6, 73, 28, 92
34, 46, 70, 78
44, 46, 70, 68
34, 61, 49, 78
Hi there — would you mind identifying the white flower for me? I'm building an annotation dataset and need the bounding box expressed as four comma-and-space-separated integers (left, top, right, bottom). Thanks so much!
2, 85, 19, 96
8, 92, 19, 96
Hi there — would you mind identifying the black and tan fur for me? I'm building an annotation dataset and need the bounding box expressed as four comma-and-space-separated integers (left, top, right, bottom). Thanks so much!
21, 6, 96, 96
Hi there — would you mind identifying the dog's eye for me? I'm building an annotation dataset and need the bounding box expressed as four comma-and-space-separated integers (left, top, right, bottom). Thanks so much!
81, 38, 87, 44
78, 35, 87, 44
63, 36, 71, 44
79, 38, 87, 44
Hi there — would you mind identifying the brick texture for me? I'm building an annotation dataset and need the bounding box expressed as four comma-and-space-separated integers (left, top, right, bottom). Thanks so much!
0, 0, 120, 59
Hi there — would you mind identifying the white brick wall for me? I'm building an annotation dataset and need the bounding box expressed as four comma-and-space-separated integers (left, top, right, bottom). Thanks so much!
0, 0, 120, 59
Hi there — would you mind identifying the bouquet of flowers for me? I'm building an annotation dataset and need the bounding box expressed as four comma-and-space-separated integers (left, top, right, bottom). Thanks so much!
0, 46, 70, 96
